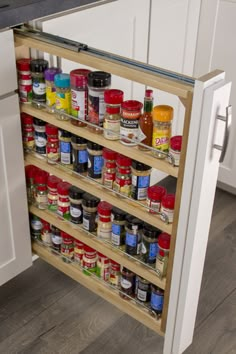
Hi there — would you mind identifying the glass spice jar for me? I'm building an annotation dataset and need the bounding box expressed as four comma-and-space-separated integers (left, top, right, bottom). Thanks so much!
160, 193, 175, 223
152, 105, 174, 158
74, 239, 84, 264
33, 118, 47, 155
169, 135, 182, 166
45, 67, 62, 113
102, 148, 117, 189
71, 135, 88, 175
25, 164, 38, 204
87, 141, 104, 180
146, 185, 167, 214
138, 89, 154, 151
141, 223, 160, 264
82, 245, 97, 275
35, 170, 48, 209
150, 284, 164, 316
45, 124, 59, 164
21, 113, 34, 150
30, 59, 48, 107
47, 175, 61, 211
57, 181, 71, 220
70, 68, 91, 126
69, 185, 84, 224
41, 220, 52, 246
131, 160, 152, 201
111, 207, 126, 248
109, 259, 121, 287
51, 225, 62, 255
103, 89, 124, 140
54, 73, 71, 120
120, 267, 136, 300
113, 154, 132, 197
16, 58, 32, 103
30, 214, 42, 240
87, 71, 111, 133
59, 130, 73, 168
120, 100, 143, 146
61, 231, 74, 263
156, 232, 171, 278
125, 215, 143, 256
96, 252, 110, 281
136, 276, 151, 303
82, 193, 100, 232
97, 201, 112, 240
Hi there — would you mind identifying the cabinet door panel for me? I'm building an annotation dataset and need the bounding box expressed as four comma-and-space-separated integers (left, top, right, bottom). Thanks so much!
0, 94, 32, 286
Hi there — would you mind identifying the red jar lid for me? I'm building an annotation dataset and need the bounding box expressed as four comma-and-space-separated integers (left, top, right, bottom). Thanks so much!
34, 170, 48, 184
25, 165, 38, 179
45, 124, 58, 136
21, 113, 34, 125
70, 69, 91, 87
98, 201, 112, 216
74, 239, 84, 247
47, 175, 61, 189
121, 100, 143, 112
147, 185, 167, 200
16, 58, 31, 71
161, 194, 175, 209
102, 148, 117, 161
84, 244, 96, 253
110, 259, 120, 267
57, 181, 71, 195
170, 135, 182, 151
41, 220, 50, 230
61, 231, 73, 240
145, 89, 153, 98
104, 89, 124, 104
158, 232, 171, 250
116, 154, 132, 167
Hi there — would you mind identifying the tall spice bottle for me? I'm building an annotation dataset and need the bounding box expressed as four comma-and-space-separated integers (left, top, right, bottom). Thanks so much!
138, 89, 153, 150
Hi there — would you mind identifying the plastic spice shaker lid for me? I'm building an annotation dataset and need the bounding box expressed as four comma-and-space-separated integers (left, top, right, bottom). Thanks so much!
30, 59, 48, 73
88, 71, 111, 88
47, 175, 61, 189
84, 244, 96, 254
145, 89, 153, 98
111, 207, 126, 221
82, 193, 100, 208
44, 67, 62, 81
158, 232, 171, 250
54, 73, 70, 88
25, 165, 38, 179
21, 113, 34, 125
70, 68, 91, 87
16, 58, 31, 71
98, 201, 112, 216
116, 154, 132, 167
121, 100, 143, 112
126, 215, 143, 230
143, 223, 161, 239
33, 118, 46, 126
45, 124, 58, 136
57, 181, 71, 195
131, 160, 151, 171
152, 105, 174, 122
87, 141, 102, 151
110, 259, 120, 268
61, 231, 73, 240
102, 148, 117, 161
69, 185, 84, 200
170, 135, 182, 151
161, 193, 175, 209
104, 89, 124, 104
71, 135, 87, 145
34, 170, 48, 184
147, 185, 167, 200
60, 130, 71, 138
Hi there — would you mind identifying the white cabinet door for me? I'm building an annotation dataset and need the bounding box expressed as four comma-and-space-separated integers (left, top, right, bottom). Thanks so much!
0, 94, 32, 286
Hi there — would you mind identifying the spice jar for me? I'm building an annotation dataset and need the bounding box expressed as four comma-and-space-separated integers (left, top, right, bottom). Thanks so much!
25, 164, 38, 204
71, 135, 88, 175
70, 68, 91, 126
152, 105, 174, 158
109, 260, 121, 287
82, 193, 100, 232
74, 239, 84, 264
87, 71, 111, 133
120, 267, 136, 299
51, 225, 62, 254
120, 100, 143, 146
45, 67, 62, 113
47, 175, 61, 211
113, 154, 132, 197
69, 185, 84, 224
147, 185, 167, 214
21, 113, 34, 150
30, 59, 48, 106
16, 58, 32, 103
156, 232, 171, 278
97, 201, 112, 240
138, 89, 153, 151
61, 231, 74, 263
136, 276, 151, 303
57, 181, 71, 220
160, 194, 175, 223
169, 135, 182, 166
103, 89, 124, 140
82, 245, 97, 275
30, 214, 42, 240
33, 118, 46, 155
55, 73, 71, 120
125, 215, 143, 256
131, 160, 152, 200
59, 130, 72, 167
150, 285, 164, 315
87, 141, 104, 180
41, 220, 52, 246
111, 207, 126, 248
141, 223, 160, 264
102, 148, 117, 188
35, 170, 48, 209
46, 124, 59, 164
96, 253, 110, 281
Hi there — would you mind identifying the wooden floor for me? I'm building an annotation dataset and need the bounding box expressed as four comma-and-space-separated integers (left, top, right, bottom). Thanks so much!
0, 188, 236, 354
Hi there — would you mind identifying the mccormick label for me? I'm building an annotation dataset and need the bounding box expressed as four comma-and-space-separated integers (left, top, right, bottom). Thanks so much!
120, 117, 139, 145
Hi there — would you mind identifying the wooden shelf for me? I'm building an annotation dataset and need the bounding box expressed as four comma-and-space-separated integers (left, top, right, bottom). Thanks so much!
21, 104, 179, 178
32, 241, 164, 336
25, 153, 173, 234
29, 205, 166, 290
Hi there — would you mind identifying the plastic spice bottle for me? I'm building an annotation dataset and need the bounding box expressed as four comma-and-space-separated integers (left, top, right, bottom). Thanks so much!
41, 220, 52, 246
33, 118, 47, 155
131, 160, 152, 201
150, 285, 164, 316
71, 135, 88, 175
120, 267, 136, 300
169, 135, 182, 166
35, 170, 48, 209
152, 105, 174, 158
141, 223, 160, 264
57, 181, 71, 220
54, 73, 71, 120
87, 142, 104, 180
102, 148, 117, 189
113, 154, 132, 197
61, 231, 74, 263
21, 113, 35, 150
59, 130, 72, 168
96, 252, 110, 281
109, 259, 121, 287
103, 89, 124, 140
51, 225, 62, 254
156, 232, 171, 278
111, 207, 126, 248
120, 100, 143, 146
125, 215, 143, 256
70, 68, 91, 126
138, 89, 154, 151
16, 58, 32, 103
47, 175, 61, 211
30, 59, 48, 106
82, 245, 97, 275
136, 276, 151, 303
97, 201, 112, 240
46, 124, 59, 164
160, 193, 175, 223
45, 67, 62, 113
25, 164, 38, 204
74, 239, 84, 264
87, 71, 111, 133
82, 193, 100, 232
69, 185, 84, 224
146, 185, 167, 214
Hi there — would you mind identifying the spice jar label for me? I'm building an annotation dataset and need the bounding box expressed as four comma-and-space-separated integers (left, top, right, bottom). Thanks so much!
46, 86, 56, 106
137, 289, 148, 302
126, 233, 137, 247
71, 89, 86, 119
152, 128, 170, 151
121, 278, 132, 289
78, 150, 88, 163
33, 81, 46, 95
151, 292, 164, 311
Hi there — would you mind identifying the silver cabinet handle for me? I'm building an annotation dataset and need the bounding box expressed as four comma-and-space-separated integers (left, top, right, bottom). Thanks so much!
213, 105, 232, 163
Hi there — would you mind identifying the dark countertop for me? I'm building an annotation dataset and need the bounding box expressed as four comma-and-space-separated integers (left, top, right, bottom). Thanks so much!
0, 0, 102, 29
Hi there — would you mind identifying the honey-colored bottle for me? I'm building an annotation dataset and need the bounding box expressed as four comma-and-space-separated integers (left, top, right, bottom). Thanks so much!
138, 89, 153, 151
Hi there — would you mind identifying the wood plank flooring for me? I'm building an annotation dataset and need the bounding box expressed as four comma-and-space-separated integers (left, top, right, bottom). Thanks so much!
0, 188, 235, 354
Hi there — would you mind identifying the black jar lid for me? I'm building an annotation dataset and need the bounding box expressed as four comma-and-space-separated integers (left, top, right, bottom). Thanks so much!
60, 130, 71, 138
87, 141, 102, 150
69, 185, 84, 200
71, 135, 87, 145
111, 207, 127, 221
88, 71, 111, 88
131, 160, 151, 171
30, 59, 48, 73
142, 223, 161, 239
126, 215, 143, 230
82, 193, 100, 208
33, 117, 46, 126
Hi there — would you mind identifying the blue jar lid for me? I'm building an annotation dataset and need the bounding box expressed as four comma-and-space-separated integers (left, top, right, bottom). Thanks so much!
54, 73, 70, 88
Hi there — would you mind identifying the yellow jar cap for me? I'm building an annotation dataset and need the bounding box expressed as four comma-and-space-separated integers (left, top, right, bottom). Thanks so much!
152, 105, 174, 122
